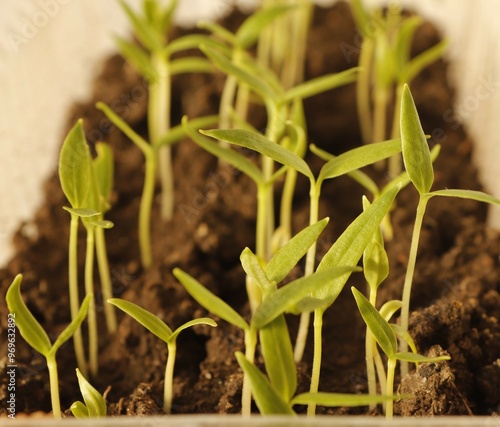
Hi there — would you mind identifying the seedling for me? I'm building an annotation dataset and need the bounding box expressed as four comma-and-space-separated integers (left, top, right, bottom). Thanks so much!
108, 298, 217, 414
70, 368, 107, 418
115, 0, 220, 224
6, 274, 91, 419
59, 120, 114, 377
398, 84, 500, 376
352, 286, 450, 418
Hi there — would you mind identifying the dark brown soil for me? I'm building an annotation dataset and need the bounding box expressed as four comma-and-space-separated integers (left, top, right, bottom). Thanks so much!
1, 2, 500, 418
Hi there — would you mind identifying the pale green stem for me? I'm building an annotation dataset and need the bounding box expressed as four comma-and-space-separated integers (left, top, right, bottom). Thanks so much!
69, 214, 87, 377
139, 150, 157, 269
164, 341, 177, 414
385, 357, 397, 419
241, 328, 258, 416
149, 51, 173, 221
388, 83, 404, 177
374, 345, 387, 395
95, 225, 117, 334
373, 87, 389, 170
219, 74, 238, 131
294, 182, 320, 362
357, 37, 374, 145
307, 308, 324, 416
278, 168, 298, 247
47, 356, 61, 419
85, 226, 98, 377
400, 195, 429, 377
235, 83, 250, 124
366, 287, 378, 409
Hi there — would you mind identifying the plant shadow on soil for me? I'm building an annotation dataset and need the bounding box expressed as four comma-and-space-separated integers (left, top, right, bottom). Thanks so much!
1, 2, 500, 418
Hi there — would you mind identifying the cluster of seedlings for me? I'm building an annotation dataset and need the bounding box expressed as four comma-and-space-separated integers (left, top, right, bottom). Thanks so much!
5, 0, 500, 419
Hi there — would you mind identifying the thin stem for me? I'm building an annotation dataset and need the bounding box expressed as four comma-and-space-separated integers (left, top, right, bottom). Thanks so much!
307, 308, 323, 416
46, 356, 61, 419
164, 341, 177, 414
385, 357, 397, 419
68, 214, 87, 377
373, 87, 389, 144
400, 195, 429, 377
149, 51, 173, 221
366, 287, 378, 408
95, 225, 117, 334
388, 83, 404, 177
85, 226, 98, 377
294, 182, 319, 362
241, 328, 258, 416
357, 37, 374, 145
278, 168, 298, 248
139, 150, 157, 269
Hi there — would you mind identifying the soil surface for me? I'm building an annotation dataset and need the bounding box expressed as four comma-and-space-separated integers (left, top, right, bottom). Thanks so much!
1, 2, 500, 418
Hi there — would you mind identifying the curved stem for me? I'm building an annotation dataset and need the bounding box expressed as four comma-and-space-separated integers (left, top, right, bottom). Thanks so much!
307, 308, 323, 416
385, 357, 396, 419
241, 328, 258, 415
85, 226, 98, 377
68, 214, 87, 377
164, 341, 176, 414
139, 150, 157, 269
400, 196, 429, 377
95, 225, 117, 334
47, 356, 61, 419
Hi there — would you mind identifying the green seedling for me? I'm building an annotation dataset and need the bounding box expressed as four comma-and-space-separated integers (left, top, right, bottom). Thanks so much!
236, 351, 398, 415
6, 275, 91, 419
399, 84, 500, 376
175, 218, 360, 415
59, 120, 114, 377
108, 298, 216, 414
70, 368, 107, 418
97, 102, 217, 269
351, 286, 450, 419
116, 0, 214, 222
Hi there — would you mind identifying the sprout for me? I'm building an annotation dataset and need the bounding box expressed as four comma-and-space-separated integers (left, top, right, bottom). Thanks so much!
108, 298, 217, 414
70, 368, 107, 418
6, 275, 91, 419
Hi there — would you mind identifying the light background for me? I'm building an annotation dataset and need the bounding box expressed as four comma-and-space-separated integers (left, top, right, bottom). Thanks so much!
0, 0, 499, 265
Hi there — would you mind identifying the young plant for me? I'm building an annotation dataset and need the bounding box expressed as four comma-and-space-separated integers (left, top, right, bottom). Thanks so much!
107, 298, 216, 414
70, 368, 107, 418
351, 286, 450, 419
116, 0, 214, 221
6, 274, 91, 419
399, 84, 500, 376
96, 102, 217, 269
59, 120, 114, 377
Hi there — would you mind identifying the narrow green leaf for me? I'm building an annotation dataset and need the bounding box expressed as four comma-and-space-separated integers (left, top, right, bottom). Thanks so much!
252, 266, 360, 329
284, 68, 359, 103
318, 138, 401, 184
170, 57, 213, 75
352, 287, 397, 358
96, 102, 151, 155
395, 352, 450, 364
62, 207, 101, 218
59, 120, 93, 209
70, 401, 89, 419
173, 268, 249, 331
75, 368, 106, 417
198, 21, 237, 46
182, 118, 263, 185
235, 352, 295, 415
315, 184, 400, 304
166, 34, 227, 56
429, 189, 500, 205
290, 297, 329, 314
86, 219, 114, 229
363, 240, 389, 291
291, 392, 397, 407
201, 45, 279, 102
118, 0, 163, 51
6, 274, 51, 356
259, 315, 297, 402
93, 143, 114, 209
240, 248, 274, 293
401, 84, 433, 194
114, 36, 155, 80
156, 115, 219, 149
402, 39, 448, 84
393, 16, 421, 71
201, 129, 313, 181
350, 0, 371, 38
51, 294, 91, 355
159, 0, 178, 34
236, 5, 294, 49
390, 324, 417, 354
267, 218, 329, 283
379, 300, 403, 322
108, 298, 173, 343
169, 318, 217, 343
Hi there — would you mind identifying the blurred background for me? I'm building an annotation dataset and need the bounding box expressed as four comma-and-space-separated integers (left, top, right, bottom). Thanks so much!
0, 0, 498, 265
